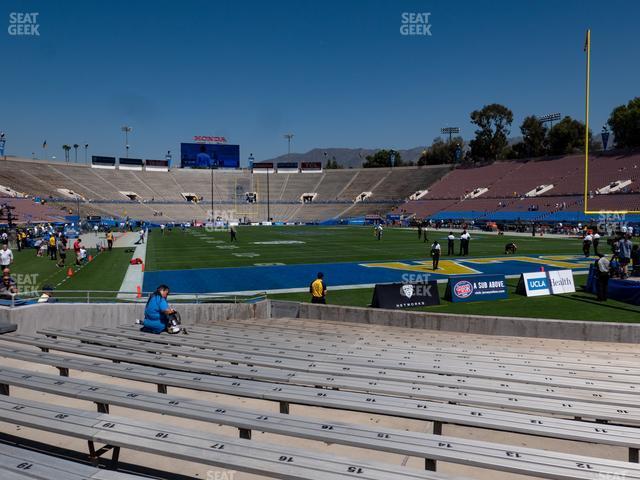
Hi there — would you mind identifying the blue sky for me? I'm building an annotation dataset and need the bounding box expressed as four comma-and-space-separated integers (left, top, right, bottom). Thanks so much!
1, 0, 638, 165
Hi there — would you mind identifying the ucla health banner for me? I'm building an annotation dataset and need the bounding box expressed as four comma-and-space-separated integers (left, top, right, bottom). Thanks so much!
445, 274, 508, 303
517, 269, 575, 297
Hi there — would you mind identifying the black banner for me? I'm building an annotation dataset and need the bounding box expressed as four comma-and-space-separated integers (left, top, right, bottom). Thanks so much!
92, 156, 116, 165
301, 161, 322, 170
371, 281, 440, 309
119, 158, 143, 166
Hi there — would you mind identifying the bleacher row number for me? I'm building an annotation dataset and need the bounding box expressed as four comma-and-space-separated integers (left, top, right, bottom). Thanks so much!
278, 456, 294, 463
210, 443, 225, 450
347, 466, 364, 474
16, 462, 33, 470
13, 405, 24, 410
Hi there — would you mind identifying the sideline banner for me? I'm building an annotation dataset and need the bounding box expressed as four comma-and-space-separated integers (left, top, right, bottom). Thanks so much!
445, 274, 508, 303
516, 269, 575, 297
371, 281, 440, 309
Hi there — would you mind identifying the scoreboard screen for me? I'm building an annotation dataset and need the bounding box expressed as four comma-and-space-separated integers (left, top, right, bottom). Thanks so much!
180, 143, 240, 169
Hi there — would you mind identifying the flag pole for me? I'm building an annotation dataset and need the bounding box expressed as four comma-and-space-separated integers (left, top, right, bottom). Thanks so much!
583, 29, 591, 213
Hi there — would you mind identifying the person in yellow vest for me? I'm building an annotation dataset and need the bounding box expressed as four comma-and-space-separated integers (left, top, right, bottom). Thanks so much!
309, 272, 327, 304
48, 234, 57, 261
106, 231, 114, 251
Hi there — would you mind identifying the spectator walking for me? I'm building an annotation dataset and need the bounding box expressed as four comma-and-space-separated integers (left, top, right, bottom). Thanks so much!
309, 272, 327, 304
582, 233, 593, 257
593, 231, 601, 256
73, 238, 82, 266
48, 234, 57, 261
460, 230, 470, 256
596, 253, 610, 301
106, 231, 114, 251
0, 273, 17, 299
229, 225, 237, 242
56, 235, 67, 267
0, 244, 13, 270
447, 232, 455, 255
618, 235, 633, 278
431, 240, 441, 270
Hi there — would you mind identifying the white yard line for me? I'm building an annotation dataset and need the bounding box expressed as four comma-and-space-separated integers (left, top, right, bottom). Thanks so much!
117, 231, 148, 300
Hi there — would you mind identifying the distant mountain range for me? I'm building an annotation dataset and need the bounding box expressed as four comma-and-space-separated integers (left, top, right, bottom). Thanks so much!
264, 147, 430, 169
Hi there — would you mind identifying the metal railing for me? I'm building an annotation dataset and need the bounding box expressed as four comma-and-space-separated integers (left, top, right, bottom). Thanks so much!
0, 289, 267, 307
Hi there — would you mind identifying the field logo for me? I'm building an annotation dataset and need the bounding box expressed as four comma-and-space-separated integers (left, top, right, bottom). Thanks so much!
401, 284, 414, 299
400, 12, 432, 36
8, 12, 40, 36
454, 280, 473, 299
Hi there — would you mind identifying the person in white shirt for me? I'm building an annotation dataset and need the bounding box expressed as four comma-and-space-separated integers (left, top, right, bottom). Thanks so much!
628, 225, 634, 237
592, 231, 601, 256
447, 232, 455, 255
160, 224, 166, 236
0, 244, 13, 269
431, 241, 441, 270
582, 233, 593, 257
460, 231, 471, 256
596, 253, 610, 301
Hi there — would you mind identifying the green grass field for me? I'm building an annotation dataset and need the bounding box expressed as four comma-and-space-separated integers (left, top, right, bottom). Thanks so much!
8, 246, 132, 300
7, 226, 638, 322
145, 226, 581, 270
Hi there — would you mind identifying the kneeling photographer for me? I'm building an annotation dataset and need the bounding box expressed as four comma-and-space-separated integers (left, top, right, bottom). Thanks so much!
142, 284, 183, 334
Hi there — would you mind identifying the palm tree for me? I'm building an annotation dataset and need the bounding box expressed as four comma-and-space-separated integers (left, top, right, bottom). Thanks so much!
73, 144, 79, 163
62, 144, 71, 163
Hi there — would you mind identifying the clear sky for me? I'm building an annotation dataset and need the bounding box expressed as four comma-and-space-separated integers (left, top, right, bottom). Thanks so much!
1, 0, 638, 165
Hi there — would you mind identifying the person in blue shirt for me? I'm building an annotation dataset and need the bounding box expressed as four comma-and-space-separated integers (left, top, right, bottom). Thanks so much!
142, 284, 175, 333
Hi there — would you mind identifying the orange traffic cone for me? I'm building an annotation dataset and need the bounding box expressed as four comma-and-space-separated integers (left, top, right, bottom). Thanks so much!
67, 267, 74, 277
136, 285, 142, 298
88, 255, 93, 262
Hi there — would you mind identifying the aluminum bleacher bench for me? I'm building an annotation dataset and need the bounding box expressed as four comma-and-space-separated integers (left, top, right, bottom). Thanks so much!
7, 334, 640, 426
0, 395, 465, 480
41, 328, 640, 405
78, 325, 640, 385
1, 345, 640, 465
187, 318, 640, 360
0, 442, 143, 479
0, 365, 638, 479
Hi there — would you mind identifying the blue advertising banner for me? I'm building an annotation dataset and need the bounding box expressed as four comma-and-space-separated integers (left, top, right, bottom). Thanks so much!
445, 274, 508, 303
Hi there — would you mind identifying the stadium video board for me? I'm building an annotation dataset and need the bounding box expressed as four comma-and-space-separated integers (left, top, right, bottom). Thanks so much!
180, 143, 240, 169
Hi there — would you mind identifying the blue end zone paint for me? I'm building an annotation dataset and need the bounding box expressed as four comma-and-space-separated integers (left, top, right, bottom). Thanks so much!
143, 255, 592, 294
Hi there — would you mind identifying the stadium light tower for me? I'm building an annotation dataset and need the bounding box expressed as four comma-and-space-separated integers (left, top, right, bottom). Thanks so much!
83, 143, 88, 164
284, 133, 294, 155
538, 112, 561, 129
440, 127, 460, 143
121, 125, 132, 158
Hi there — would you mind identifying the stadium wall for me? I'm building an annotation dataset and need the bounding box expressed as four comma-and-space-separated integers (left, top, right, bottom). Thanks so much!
0, 301, 268, 336
270, 300, 640, 343
2, 299, 638, 343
